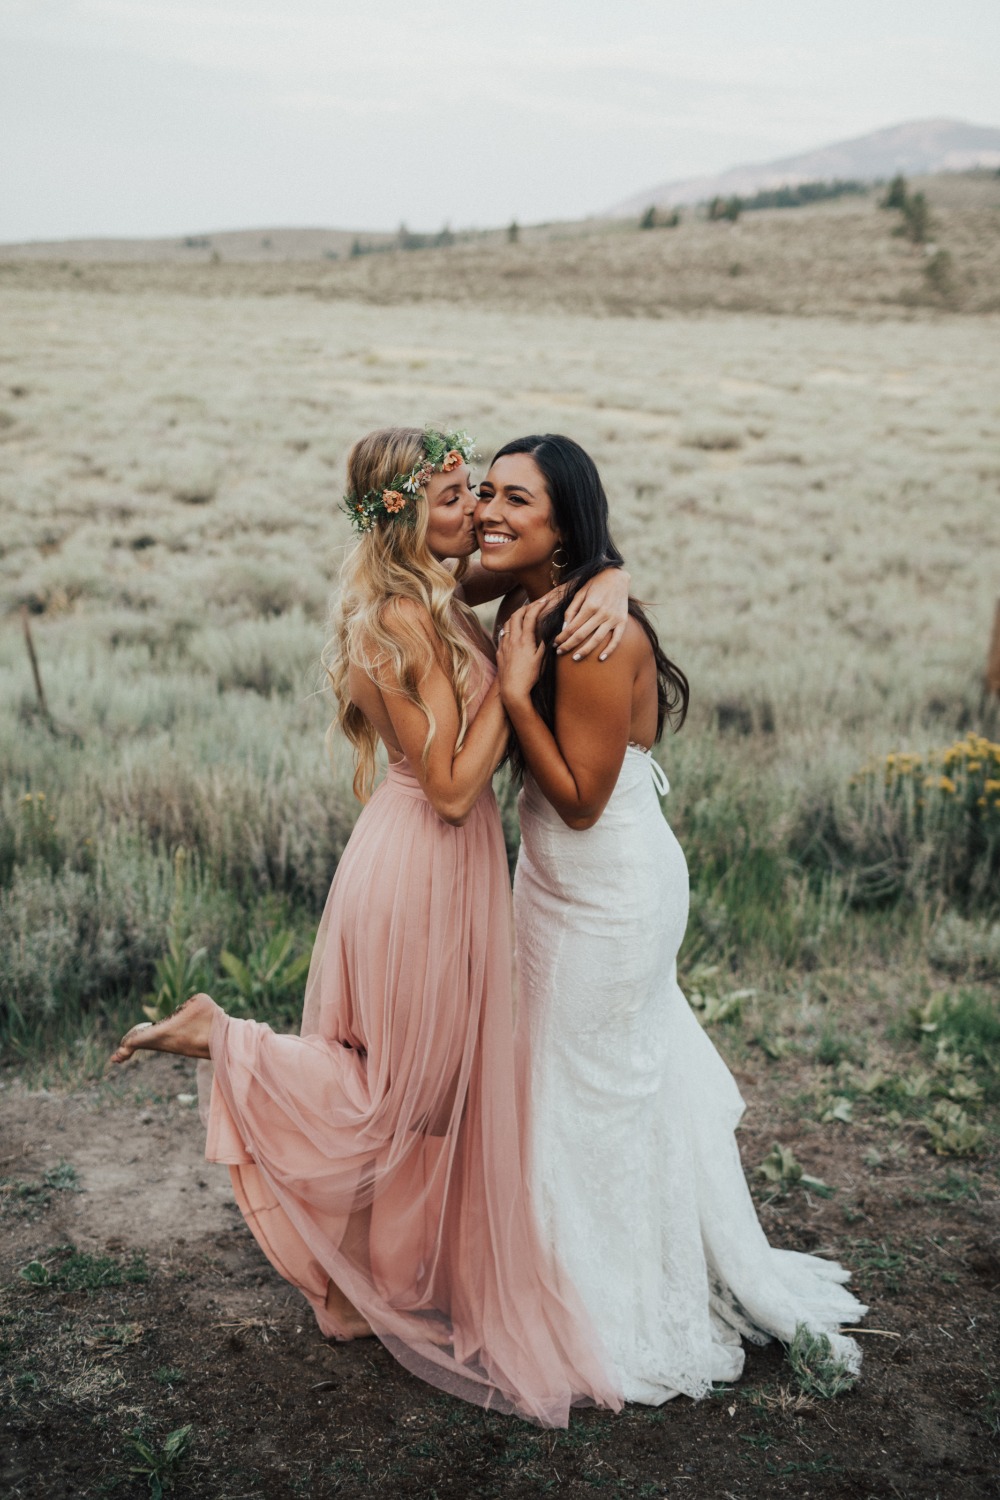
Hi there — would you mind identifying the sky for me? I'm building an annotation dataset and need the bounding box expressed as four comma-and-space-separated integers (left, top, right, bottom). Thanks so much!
2, 0, 999, 242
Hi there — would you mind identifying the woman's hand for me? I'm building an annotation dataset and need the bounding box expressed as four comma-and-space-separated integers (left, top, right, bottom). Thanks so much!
552, 567, 630, 662
496, 598, 547, 707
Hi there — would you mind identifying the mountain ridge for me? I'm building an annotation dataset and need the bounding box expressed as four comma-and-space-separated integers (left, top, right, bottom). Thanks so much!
609, 117, 1000, 216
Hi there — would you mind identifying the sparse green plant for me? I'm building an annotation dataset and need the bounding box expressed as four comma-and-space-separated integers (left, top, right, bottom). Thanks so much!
818, 1094, 853, 1124
925, 1100, 985, 1157
153, 1366, 186, 1387
754, 1029, 791, 1061
983, 1386, 1000, 1438
815, 1023, 862, 1068
144, 847, 212, 1022
786, 1326, 856, 1398
685, 962, 755, 1025
756, 1143, 833, 1197
126, 1423, 193, 1498
911, 988, 1000, 1104
43, 1161, 81, 1191
18, 1244, 148, 1292
218, 927, 312, 1023
847, 1237, 908, 1293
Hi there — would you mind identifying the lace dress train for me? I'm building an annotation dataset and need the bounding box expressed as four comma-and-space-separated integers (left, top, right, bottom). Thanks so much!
514, 746, 867, 1405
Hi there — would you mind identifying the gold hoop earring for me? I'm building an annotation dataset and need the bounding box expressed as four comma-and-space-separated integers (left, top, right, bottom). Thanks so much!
550, 546, 568, 585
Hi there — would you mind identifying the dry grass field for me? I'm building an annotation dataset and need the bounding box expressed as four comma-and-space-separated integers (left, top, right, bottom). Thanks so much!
1, 177, 999, 1498
3, 170, 1000, 317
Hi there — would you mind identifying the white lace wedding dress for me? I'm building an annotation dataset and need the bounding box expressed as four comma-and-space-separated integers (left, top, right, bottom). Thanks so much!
513, 745, 866, 1405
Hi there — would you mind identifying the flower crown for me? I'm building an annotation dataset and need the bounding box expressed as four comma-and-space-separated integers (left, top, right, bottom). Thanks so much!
343, 428, 478, 533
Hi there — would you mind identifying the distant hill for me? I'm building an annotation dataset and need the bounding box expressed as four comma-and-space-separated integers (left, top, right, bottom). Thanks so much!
610, 118, 1000, 216
0, 225, 399, 263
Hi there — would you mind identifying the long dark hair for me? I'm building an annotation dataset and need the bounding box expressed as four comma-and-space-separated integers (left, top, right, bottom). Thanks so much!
490, 434, 689, 775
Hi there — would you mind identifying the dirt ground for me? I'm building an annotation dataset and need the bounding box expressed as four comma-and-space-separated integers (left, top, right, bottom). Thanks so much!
1, 1049, 997, 1500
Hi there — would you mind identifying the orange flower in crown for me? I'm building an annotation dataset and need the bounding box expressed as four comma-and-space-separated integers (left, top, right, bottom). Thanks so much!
342, 428, 477, 533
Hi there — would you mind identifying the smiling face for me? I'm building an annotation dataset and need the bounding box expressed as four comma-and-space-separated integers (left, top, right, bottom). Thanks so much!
474, 453, 561, 596
422, 464, 479, 560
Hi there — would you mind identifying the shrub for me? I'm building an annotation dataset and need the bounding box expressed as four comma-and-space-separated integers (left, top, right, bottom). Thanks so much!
924, 248, 954, 298
795, 735, 1000, 910
738, 179, 867, 212
219, 928, 313, 1028
639, 206, 681, 230
898, 190, 931, 244
708, 195, 742, 223
928, 912, 1000, 979
880, 174, 908, 211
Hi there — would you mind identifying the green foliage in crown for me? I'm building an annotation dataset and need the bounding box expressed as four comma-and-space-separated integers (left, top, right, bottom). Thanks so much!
342, 428, 477, 534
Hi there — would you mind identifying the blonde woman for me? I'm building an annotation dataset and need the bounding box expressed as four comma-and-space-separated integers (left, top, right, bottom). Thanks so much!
111, 426, 625, 1427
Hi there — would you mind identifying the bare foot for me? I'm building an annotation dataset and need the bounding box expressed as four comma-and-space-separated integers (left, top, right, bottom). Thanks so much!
325, 1278, 373, 1341
109, 993, 216, 1066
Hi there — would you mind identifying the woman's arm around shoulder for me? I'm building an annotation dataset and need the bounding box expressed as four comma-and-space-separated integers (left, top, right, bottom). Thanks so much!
459, 561, 631, 660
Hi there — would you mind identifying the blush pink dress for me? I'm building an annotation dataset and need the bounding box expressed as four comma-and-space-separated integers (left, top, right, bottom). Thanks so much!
203, 642, 619, 1427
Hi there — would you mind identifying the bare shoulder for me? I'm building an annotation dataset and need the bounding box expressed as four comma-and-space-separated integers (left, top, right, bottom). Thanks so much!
381, 595, 437, 640
555, 613, 648, 684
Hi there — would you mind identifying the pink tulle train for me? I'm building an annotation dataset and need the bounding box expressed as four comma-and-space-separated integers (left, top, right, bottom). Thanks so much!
204, 722, 619, 1426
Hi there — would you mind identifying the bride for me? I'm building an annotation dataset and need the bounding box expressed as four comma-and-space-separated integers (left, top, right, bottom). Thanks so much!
476, 433, 867, 1404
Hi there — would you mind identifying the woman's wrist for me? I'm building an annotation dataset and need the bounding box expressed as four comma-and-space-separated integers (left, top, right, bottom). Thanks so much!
500, 686, 534, 719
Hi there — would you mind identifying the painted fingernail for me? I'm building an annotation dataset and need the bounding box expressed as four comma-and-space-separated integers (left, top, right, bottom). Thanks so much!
572, 653, 581, 661
599, 652, 608, 661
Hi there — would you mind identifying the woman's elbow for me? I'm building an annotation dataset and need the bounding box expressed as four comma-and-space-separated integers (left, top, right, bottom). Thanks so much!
559, 805, 604, 831
430, 792, 473, 826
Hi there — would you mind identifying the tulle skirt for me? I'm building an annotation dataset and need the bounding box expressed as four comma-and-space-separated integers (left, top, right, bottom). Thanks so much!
204, 759, 620, 1426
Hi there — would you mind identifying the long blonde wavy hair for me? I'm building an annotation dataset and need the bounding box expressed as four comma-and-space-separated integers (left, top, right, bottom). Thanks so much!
325, 426, 481, 801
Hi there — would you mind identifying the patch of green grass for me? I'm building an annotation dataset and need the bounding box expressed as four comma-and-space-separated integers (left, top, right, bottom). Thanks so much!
741, 1431, 778, 1450
913, 988, 1000, 1099
786, 1326, 856, 1399
44, 1161, 82, 1191
920, 1170, 982, 1205
846, 1237, 910, 1294
815, 1023, 863, 1068
152, 1366, 185, 1387
18, 1244, 149, 1292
